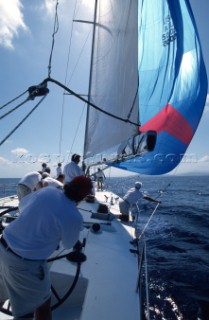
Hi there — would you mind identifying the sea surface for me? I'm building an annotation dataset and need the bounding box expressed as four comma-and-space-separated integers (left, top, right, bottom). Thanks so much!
0, 175, 209, 320
106, 175, 209, 320
0, 178, 19, 198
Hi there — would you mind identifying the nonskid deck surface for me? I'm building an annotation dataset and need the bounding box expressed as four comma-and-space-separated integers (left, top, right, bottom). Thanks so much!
0, 191, 140, 320
0, 195, 18, 210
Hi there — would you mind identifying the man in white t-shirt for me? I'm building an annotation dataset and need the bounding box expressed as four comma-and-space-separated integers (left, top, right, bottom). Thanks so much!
63, 154, 84, 183
56, 163, 62, 177
95, 168, 106, 191
42, 176, 63, 189
119, 181, 160, 220
17, 171, 43, 200
0, 175, 92, 320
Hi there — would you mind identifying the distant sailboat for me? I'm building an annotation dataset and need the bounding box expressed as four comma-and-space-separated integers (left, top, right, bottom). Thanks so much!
0, 0, 207, 319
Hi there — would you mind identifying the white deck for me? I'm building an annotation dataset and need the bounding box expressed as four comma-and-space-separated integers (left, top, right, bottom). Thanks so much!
0, 191, 141, 320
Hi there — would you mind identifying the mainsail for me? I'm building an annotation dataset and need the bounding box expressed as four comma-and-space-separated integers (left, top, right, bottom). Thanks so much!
84, 0, 140, 164
84, 0, 208, 174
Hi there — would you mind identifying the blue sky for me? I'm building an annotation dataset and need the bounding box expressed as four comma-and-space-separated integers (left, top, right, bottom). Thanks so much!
0, 0, 209, 178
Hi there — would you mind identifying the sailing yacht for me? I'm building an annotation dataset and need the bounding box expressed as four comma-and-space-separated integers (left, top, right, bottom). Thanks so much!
0, 0, 207, 319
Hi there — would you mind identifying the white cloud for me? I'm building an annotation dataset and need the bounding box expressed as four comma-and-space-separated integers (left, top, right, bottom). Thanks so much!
3, 139, 12, 144
198, 155, 209, 162
0, 156, 10, 165
0, 0, 27, 49
11, 147, 28, 155
41, 0, 68, 17
43, 0, 56, 16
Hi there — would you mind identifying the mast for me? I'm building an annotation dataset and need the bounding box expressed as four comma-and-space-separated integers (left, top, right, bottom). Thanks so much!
83, 0, 98, 161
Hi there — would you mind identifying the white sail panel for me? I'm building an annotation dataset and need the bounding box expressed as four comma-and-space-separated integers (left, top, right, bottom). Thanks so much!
84, 0, 139, 160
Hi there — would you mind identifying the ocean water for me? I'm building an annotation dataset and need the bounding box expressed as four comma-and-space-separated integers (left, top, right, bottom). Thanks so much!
106, 175, 209, 320
0, 178, 19, 198
0, 175, 209, 319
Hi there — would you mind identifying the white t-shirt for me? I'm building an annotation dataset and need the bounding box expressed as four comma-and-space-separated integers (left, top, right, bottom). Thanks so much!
42, 176, 63, 189
18, 172, 42, 191
3, 187, 83, 260
95, 171, 105, 180
56, 166, 62, 176
63, 161, 84, 183
123, 187, 143, 205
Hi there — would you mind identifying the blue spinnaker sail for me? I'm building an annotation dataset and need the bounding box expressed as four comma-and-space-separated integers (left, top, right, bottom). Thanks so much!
114, 0, 207, 174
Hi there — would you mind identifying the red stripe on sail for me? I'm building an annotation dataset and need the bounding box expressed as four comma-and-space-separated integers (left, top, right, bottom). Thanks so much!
140, 104, 193, 145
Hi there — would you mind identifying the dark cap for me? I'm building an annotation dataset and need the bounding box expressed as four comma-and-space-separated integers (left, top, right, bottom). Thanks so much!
71, 154, 81, 162
64, 175, 92, 202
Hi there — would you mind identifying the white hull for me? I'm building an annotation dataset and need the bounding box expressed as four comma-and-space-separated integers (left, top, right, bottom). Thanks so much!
0, 190, 141, 320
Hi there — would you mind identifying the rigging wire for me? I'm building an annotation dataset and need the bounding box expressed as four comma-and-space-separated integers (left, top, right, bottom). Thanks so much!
137, 202, 160, 240
47, 0, 59, 78
134, 182, 171, 241
58, 95, 65, 155
48, 0, 88, 155
127, 74, 139, 122
58, 1, 76, 154
144, 242, 151, 320
66, 28, 91, 87
58, 1, 89, 155
43, 77, 140, 128
0, 0, 141, 151
68, 103, 86, 156
0, 89, 28, 111
0, 94, 48, 147
0, 97, 30, 121
46, 0, 140, 158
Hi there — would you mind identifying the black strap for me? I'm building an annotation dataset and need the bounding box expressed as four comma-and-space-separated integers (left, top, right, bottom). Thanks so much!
0, 237, 37, 261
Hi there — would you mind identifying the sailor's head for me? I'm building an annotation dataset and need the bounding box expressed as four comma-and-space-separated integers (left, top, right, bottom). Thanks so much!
42, 162, 47, 169
135, 181, 142, 190
64, 175, 92, 202
71, 153, 81, 164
